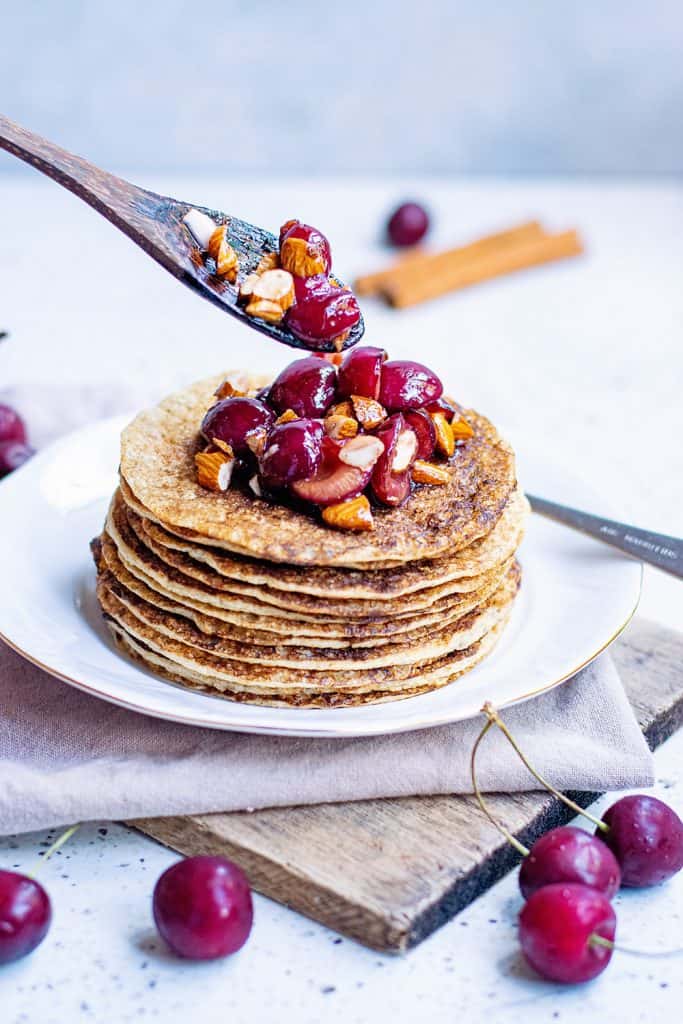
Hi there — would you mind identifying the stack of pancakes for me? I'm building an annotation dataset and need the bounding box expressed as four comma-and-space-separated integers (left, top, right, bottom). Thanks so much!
93, 374, 529, 708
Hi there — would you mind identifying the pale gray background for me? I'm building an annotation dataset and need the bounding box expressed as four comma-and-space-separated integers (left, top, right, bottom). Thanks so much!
1, 0, 682, 175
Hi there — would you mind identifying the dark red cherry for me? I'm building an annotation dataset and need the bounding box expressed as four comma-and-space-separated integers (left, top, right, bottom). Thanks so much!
0, 440, 34, 478
280, 221, 332, 277
425, 395, 459, 422
596, 795, 683, 887
259, 418, 324, 490
0, 870, 52, 964
153, 856, 253, 960
403, 410, 436, 459
519, 883, 615, 984
292, 273, 332, 303
201, 397, 274, 457
285, 288, 361, 348
337, 346, 387, 401
378, 360, 443, 412
519, 827, 621, 901
269, 357, 337, 418
387, 202, 429, 247
370, 414, 411, 507
0, 404, 27, 444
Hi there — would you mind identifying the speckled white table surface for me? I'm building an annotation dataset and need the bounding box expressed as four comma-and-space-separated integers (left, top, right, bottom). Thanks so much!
1, 175, 682, 1023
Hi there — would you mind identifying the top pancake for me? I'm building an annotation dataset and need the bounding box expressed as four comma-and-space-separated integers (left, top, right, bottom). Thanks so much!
120, 373, 517, 568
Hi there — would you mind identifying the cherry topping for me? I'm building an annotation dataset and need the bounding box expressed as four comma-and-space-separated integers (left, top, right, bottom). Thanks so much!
269, 357, 337, 418
291, 438, 372, 506
0, 403, 27, 444
0, 440, 34, 478
519, 827, 621, 901
403, 410, 436, 460
259, 419, 324, 490
519, 883, 615, 984
0, 870, 52, 964
280, 221, 332, 277
387, 202, 429, 247
378, 360, 443, 412
153, 855, 253, 960
370, 414, 412, 507
201, 397, 274, 457
596, 795, 683, 887
285, 287, 361, 348
337, 346, 387, 401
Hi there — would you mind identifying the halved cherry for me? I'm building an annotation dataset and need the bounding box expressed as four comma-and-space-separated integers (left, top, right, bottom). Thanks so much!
337, 346, 387, 401
279, 222, 332, 277
259, 419, 324, 491
370, 414, 412, 507
285, 287, 361, 349
378, 360, 443, 412
201, 397, 274, 457
290, 436, 372, 506
403, 410, 436, 459
269, 357, 337, 418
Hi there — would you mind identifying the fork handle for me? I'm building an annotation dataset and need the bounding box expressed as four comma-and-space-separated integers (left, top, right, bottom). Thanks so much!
0, 114, 177, 269
527, 494, 683, 579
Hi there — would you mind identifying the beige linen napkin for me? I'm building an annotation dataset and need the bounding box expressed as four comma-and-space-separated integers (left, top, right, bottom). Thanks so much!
0, 638, 653, 836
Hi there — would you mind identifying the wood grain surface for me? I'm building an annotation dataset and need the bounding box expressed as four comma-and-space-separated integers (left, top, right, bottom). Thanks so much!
132, 618, 683, 952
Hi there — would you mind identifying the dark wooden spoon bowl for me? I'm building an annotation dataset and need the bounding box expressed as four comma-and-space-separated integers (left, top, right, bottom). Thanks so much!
0, 114, 364, 353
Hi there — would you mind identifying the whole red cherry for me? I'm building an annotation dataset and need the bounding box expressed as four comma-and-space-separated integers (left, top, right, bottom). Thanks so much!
153, 855, 253, 960
387, 202, 429, 247
0, 870, 52, 964
285, 287, 361, 348
0, 403, 27, 444
596, 795, 683, 887
0, 440, 34, 478
519, 826, 621, 900
201, 397, 274, 457
269, 357, 337, 418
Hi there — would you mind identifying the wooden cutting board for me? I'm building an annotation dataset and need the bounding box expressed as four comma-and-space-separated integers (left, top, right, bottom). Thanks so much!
132, 618, 683, 953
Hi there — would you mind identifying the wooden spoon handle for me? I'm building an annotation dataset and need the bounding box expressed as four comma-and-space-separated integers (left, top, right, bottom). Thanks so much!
0, 114, 180, 271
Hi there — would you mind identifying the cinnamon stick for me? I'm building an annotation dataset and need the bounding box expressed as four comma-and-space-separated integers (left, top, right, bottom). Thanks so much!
354, 221, 544, 297
381, 230, 583, 308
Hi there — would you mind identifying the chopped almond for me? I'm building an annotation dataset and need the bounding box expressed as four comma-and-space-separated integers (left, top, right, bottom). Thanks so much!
245, 427, 268, 457
244, 298, 286, 323
338, 434, 384, 469
214, 377, 247, 400
252, 269, 294, 307
325, 413, 358, 440
275, 409, 299, 425
238, 273, 261, 304
256, 251, 280, 274
280, 235, 327, 277
322, 495, 374, 532
328, 399, 355, 419
350, 395, 386, 431
211, 437, 235, 455
391, 429, 418, 473
412, 460, 450, 485
195, 448, 234, 492
430, 411, 455, 457
207, 224, 239, 281
451, 416, 474, 441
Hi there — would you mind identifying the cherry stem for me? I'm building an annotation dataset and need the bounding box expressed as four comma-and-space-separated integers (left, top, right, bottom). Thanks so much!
28, 824, 80, 877
470, 715, 530, 858
590, 933, 683, 958
480, 702, 609, 834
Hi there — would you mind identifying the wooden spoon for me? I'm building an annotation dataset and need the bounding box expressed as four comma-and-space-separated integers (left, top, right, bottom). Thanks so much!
0, 114, 364, 353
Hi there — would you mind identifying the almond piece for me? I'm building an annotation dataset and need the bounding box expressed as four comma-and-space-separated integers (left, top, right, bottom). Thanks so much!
256, 251, 280, 274
325, 413, 358, 440
182, 208, 217, 250
245, 298, 286, 323
214, 377, 247, 400
328, 399, 355, 419
238, 273, 261, 304
207, 225, 239, 281
195, 448, 234, 492
350, 395, 387, 431
322, 495, 374, 532
275, 409, 299, 425
211, 438, 235, 456
430, 411, 455, 457
391, 428, 418, 473
412, 460, 450, 485
451, 417, 474, 441
253, 269, 294, 308
338, 434, 384, 470
245, 427, 268, 457
280, 235, 327, 277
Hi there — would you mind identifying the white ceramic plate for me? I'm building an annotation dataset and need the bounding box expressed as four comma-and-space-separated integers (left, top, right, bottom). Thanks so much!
0, 416, 641, 737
